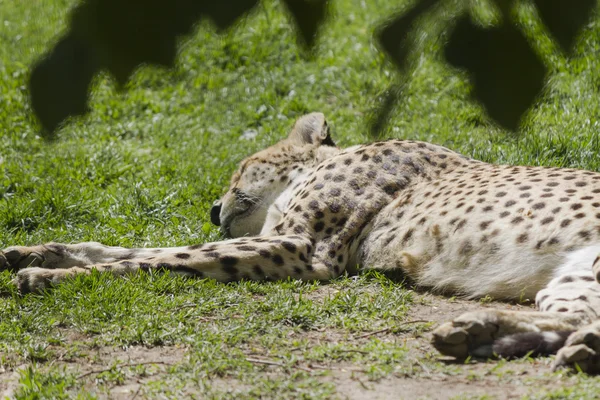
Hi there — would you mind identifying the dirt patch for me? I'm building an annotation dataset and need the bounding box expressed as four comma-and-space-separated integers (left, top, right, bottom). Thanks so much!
75, 345, 188, 398
407, 292, 535, 321
239, 291, 556, 399
297, 292, 550, 399
1, 345, 189, 399
1, 292, 568, 399
332, 371, 531, 400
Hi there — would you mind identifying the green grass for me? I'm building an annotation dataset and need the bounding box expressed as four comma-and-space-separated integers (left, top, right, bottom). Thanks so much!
1, 0, 600, 398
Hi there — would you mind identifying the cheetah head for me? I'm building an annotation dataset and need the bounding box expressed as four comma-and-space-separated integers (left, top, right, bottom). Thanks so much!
211, 112, 338, 238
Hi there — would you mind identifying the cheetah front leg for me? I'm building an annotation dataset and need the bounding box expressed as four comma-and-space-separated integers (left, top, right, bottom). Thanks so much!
0, 242, 172, 272
9, 235, 333, 293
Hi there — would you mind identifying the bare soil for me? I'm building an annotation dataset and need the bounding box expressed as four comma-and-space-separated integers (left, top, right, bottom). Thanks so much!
2, 291, 568, 399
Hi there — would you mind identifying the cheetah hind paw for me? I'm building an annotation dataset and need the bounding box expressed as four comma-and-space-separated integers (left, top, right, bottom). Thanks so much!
554, 322, 600, 373
431, 311, 499, 359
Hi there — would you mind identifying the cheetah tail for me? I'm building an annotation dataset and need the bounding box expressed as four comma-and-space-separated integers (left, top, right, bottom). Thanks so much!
492, 331, 574, 359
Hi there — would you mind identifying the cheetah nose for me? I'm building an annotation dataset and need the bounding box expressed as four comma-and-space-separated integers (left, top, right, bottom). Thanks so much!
210, 201, 222, 226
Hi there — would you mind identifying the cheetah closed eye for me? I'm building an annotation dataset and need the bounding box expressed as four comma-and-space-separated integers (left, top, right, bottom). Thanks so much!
5, 112, 600, 373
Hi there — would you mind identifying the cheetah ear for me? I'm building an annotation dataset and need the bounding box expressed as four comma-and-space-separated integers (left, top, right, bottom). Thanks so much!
288, 112, 336, 147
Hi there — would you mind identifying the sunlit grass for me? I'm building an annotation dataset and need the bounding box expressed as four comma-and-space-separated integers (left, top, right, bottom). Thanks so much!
1, 0, 600, 397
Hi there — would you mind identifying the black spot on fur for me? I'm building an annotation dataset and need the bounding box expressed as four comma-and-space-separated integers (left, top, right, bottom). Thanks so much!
272, 254, 284, 266
220, 256, 238, 267
116, 251, 136, 260
548, 237, 560, 245
282, 242, 297, 253
579, 230, 591, 240
480, 221, 492, 230
253, 265, 264, 276
559, 275, 574, 283
383, 184, 399, 196
401, 229, 414, 244
120, 261, 135, 267
259, 249, 271, 258
176, 253, 191, 259
139, 263, 152, 271
174, 265, 205, 277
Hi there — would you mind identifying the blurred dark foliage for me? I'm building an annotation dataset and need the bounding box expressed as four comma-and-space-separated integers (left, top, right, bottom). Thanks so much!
30, 35, 99, 134
29, 0, 596, 135
29, 0, 328, 134
443, 16, 546, 131
375, 0, 597, 132
534, 0, 597, 54
377, 0, 440, 71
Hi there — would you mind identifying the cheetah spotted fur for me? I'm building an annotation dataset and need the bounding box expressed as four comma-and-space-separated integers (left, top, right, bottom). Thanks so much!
5, 113, 600, 372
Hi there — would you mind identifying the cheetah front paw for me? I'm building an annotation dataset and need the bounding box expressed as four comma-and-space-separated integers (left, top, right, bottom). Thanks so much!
0, 246, 45, 272
13, 267, 69, 294
554, 322, 600, 373
432, 311, 500, 359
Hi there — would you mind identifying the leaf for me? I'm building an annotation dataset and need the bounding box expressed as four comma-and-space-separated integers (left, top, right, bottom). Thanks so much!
368, 84, 402, 137
201, 0, 260, 30
490, 0, 514, 18
29, 0, 261, 134
533, 0, 597, 54
444, 16, 546, 131
29, 34, 99, 134
69, 0, 201, 86
282, 0, 329, 49
376, 0, 440, 70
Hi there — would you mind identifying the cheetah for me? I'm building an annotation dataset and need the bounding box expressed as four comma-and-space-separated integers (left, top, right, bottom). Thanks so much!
4, 112, 600, 372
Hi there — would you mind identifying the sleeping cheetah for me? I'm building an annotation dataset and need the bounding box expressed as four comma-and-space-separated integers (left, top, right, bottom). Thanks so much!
4, 113, 600, 372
